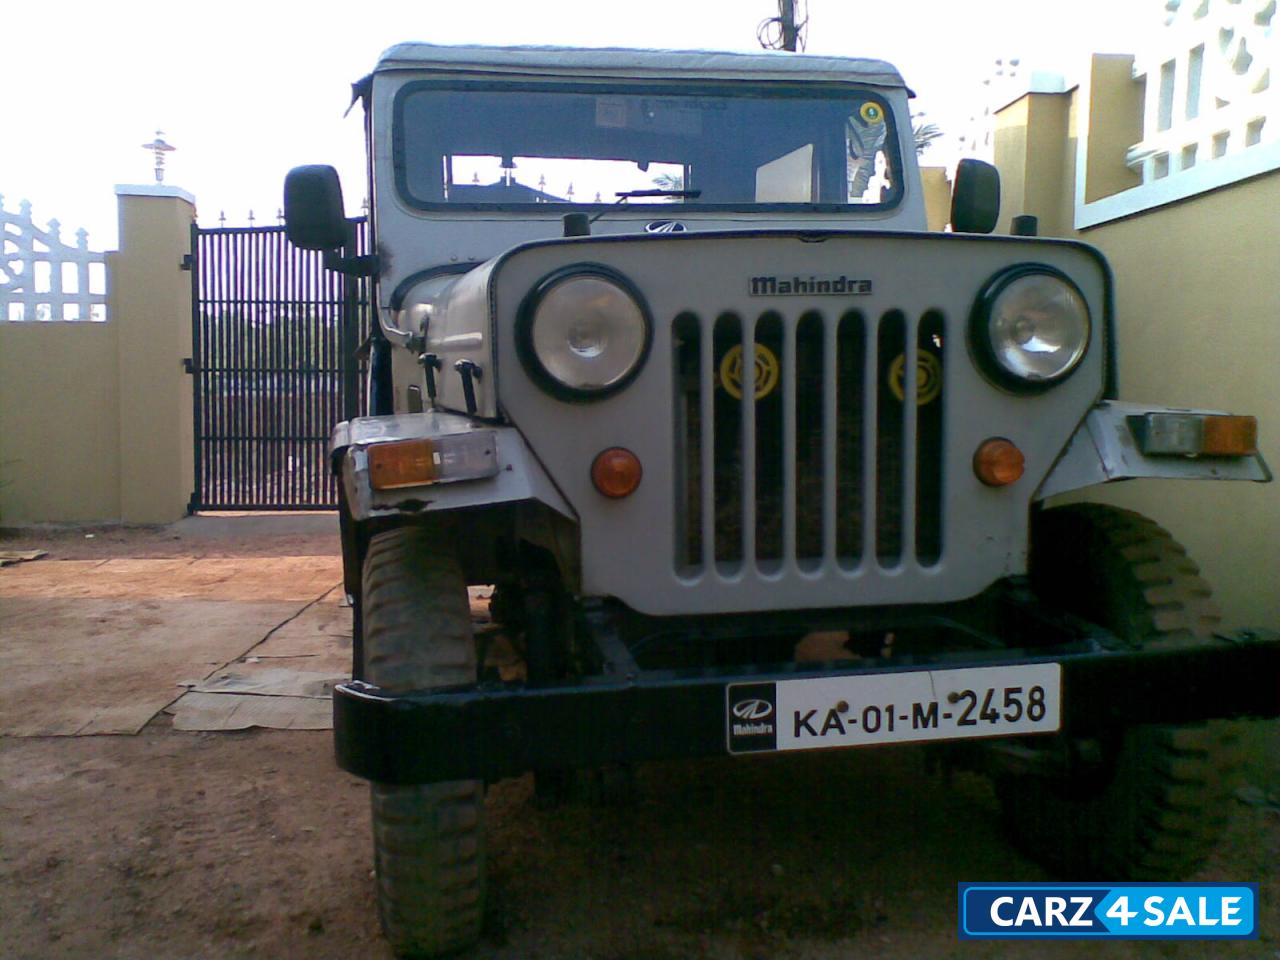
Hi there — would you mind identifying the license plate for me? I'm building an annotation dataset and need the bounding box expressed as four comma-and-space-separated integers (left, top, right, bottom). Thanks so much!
726, 663, 1061, 754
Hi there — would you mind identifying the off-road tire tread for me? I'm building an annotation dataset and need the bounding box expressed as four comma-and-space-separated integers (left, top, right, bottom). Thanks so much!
998, 504, 1239, 879
363, 527, 483, 957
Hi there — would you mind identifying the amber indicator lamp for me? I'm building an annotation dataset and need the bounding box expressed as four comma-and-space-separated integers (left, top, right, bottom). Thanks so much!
369, 439, 437, 490
974, 437, 1025, 487
591, 447, 643, 498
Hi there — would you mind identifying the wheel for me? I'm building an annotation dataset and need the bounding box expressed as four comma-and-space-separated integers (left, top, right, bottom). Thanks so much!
362, 527, 484, 957
996, 503, 1238, 879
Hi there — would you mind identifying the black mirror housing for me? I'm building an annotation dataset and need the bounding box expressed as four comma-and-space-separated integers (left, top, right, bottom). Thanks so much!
950, 159, 1001, 234
284, 165, 348, 250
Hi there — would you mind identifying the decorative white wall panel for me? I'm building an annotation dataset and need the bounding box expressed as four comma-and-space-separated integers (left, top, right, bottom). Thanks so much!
0, 195, 107, 322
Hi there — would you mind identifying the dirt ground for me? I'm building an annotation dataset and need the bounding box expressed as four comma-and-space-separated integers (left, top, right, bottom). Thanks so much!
1, 520, 1276, 960
0, 513, 340, 561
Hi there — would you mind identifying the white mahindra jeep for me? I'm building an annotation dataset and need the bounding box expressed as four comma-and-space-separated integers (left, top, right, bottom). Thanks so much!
283, 44, 1277, 957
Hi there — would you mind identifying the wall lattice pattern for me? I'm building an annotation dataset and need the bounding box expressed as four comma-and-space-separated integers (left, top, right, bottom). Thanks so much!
1128, 0, 1275, 183
0, 195, 107, 322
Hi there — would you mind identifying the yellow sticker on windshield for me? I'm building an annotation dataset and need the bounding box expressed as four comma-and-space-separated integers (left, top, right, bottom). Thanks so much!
720, 344, 780, 400
859, 102, 884, 124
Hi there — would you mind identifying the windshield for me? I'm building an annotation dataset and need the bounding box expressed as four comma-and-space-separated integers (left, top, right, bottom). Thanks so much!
394, 81, 902, 212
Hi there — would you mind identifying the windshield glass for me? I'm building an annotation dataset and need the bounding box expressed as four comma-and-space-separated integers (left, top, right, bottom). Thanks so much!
394, 82, 902, 211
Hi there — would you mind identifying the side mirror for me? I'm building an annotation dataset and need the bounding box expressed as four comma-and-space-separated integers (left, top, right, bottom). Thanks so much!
283, 165, 348, 251
950, 159, 1001, 234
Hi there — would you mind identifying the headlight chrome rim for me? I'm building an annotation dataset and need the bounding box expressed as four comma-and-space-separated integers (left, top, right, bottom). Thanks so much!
516, 264, 653, 402
969, 264, 1091, 394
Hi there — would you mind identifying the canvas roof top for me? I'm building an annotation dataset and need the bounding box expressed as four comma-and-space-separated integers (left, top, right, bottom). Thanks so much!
374, 44, 906, 90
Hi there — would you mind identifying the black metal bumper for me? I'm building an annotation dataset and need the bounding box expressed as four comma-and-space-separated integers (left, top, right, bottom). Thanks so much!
334, 627, 1279, 785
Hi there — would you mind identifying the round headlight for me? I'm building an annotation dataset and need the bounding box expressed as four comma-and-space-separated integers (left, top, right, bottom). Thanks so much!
972, 266, 1090, 391
518, 267, 651, 400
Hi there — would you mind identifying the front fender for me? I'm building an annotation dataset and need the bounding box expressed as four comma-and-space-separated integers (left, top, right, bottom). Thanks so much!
1036, 401, 1272, 500
330, 412, 575, 522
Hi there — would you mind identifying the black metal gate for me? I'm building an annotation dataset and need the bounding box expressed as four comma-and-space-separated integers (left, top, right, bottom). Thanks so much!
188, 220, 371, 510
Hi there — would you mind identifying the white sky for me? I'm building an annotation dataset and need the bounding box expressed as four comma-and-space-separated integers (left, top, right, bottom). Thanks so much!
1, 0, 1153, 250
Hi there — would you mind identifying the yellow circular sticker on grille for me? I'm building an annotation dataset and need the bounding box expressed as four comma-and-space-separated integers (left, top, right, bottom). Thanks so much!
719, 344, 780, 400
888, 352, 942, 405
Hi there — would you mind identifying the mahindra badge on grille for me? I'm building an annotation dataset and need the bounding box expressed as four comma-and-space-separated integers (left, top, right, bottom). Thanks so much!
749, 274, 873, 296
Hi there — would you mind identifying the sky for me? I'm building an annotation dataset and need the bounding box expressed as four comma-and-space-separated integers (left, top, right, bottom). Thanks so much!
1, 0, 1153, 251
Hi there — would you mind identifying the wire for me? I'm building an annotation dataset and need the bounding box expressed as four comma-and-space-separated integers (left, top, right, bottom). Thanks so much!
756, 0, 808, 51
757, 16, 783, 49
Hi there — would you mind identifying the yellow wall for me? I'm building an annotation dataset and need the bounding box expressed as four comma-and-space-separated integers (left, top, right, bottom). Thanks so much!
994, 58, 1279, 628
1079, 172, 1280, 629
0, 190, 195, 526
0, 322, 122, 522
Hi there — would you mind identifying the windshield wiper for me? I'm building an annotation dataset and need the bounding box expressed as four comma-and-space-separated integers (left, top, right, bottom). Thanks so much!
612, 188, 702, 200
588, 188, 702, 224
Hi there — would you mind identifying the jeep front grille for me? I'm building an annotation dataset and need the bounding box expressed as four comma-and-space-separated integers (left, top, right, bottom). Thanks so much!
673, 309, 945, 577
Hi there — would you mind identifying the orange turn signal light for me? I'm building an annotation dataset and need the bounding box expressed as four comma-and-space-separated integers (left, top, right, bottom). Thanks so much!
1132, 412, 1259, 457
591, 447, 643, 499
1201, 415, 1258, 456
369, 439, 436, 490
974, 437, 1025, 487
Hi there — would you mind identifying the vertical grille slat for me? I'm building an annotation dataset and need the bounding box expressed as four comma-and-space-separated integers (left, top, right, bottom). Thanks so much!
754, 313, 784, 567
794, 313, 825, 567
712, 314, 741, 567
780, 317, 797, 567
915, 312, 946, 565
673, 314, 701, 571
861, 313, 880, 564
899, 312, 919, 564
675, 308, 946, 581
835, 313, 866, 564
739, 316, 757, 568
699, 313, 717, 571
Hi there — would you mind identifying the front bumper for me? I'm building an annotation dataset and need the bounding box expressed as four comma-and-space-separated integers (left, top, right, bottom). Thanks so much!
334, 619, 1279, 786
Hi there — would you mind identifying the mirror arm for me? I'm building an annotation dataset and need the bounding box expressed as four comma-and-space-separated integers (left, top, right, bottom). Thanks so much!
322, 250, 380, 277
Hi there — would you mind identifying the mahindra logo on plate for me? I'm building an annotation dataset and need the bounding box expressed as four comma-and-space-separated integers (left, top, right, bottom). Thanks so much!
732, 698, 774, 721
645, 220, 687, 233
727, 682, 778, 753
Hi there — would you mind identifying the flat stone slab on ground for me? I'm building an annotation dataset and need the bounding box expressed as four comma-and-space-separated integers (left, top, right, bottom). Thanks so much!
0, 557, 342, 736
0, 597, 308, 736
0, 549, 46, 567
168, 692, 333, 731
165, 585, 352, 731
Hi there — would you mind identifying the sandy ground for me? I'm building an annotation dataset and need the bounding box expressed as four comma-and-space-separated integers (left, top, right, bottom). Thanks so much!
0, 518, 1276, 959
0, 513, 341, 560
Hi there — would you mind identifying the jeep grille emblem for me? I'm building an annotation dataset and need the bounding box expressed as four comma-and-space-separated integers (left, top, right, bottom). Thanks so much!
645, 220, 687, 233
749, 274, 873, 296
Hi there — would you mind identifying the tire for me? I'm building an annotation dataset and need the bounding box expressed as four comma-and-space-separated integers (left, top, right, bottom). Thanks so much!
996, 503, 1238, 879
362, 527, 484, 957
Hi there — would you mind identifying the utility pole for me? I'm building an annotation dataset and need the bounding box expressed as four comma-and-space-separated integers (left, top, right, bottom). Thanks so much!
779, 0, 798, 51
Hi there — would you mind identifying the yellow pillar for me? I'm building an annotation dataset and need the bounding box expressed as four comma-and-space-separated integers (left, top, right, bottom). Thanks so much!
993, 92, 1071, 236
1080, 55, 1143, 203
920, 167, 951, 232
110, 186, 196, 524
